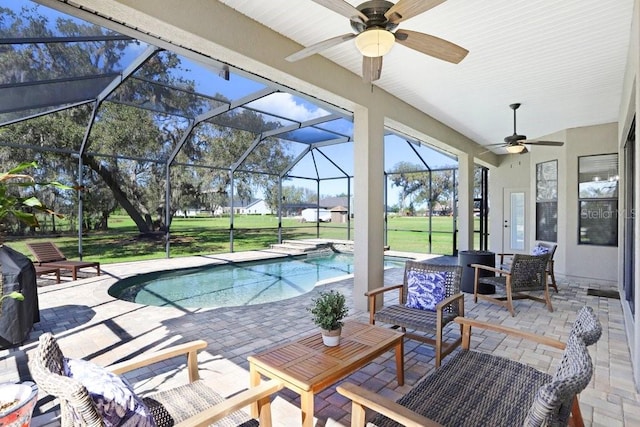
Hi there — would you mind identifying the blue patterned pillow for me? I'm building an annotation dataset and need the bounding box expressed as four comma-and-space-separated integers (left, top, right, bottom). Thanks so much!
63, 358, 156, 427
532, 244, 550, 256
405, 270, 447, 311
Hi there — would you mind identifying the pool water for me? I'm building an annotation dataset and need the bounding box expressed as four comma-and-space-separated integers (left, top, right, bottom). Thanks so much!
109, 252, 407, 309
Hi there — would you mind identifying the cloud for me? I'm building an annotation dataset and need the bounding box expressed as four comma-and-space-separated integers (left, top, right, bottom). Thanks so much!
248, 93, 329, 122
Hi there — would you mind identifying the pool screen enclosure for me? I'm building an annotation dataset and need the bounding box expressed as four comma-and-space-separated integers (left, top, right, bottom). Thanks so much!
0, 0, 461, 257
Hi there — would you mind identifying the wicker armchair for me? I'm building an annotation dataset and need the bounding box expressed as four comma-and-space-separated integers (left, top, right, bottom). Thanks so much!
472, 253, 552, 316
365, 262, 463, 367
338, 306, 602, 427
499, 241, 559, 292
29, 333, 282, 427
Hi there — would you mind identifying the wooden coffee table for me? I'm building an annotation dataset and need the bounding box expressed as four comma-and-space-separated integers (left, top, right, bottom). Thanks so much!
248, 321, 404, 427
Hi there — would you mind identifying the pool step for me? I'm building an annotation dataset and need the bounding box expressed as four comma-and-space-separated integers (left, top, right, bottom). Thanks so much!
270, 240, 334, 254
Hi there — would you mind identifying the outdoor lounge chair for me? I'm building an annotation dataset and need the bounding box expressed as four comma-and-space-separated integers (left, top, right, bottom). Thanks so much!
29, 333, 283, 427
27, 242, 100, 281
366, 262, 464, 367
472, 253, 552, 316
499, 241, 559, 292
34, 265, 61, 284
338, 305, 602, 427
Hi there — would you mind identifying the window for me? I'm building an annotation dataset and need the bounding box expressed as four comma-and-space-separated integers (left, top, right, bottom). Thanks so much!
536, 160, 557, 242
578, 154, 618, 246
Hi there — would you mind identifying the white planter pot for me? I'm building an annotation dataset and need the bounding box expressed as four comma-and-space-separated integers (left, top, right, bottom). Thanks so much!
321, 328, 341, 347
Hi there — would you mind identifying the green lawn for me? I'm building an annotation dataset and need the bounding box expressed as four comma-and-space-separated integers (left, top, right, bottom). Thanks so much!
5, 214, 476, 264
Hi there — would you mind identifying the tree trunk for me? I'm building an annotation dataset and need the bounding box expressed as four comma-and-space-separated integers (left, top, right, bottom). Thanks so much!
99, 211, 109, 230
83, 156, 151, 233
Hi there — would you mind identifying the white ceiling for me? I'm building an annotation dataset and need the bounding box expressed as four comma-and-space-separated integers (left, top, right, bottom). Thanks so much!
219, 0, 634, 153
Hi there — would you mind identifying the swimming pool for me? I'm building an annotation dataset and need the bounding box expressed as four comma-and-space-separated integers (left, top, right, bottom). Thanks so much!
108, 252, 408, 309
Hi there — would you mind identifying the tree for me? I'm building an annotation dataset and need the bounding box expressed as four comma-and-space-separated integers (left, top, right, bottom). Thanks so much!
0, 162, 68, 235
264, 184, 318, 212
0, 4, 294, 233
388, 162, 457, 215
425, 169, 454, 214
388, 161, 426, 215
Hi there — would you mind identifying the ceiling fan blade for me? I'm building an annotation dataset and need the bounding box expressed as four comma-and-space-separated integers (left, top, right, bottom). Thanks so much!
285, 33, 356, 62
478, 147, 497, 155
395, 30, 468, 64
312, 0, 368, 22
363, 56, 383, 83
524, 140, 564, 146
520, 146, 529, 154
385, 0, 446, 24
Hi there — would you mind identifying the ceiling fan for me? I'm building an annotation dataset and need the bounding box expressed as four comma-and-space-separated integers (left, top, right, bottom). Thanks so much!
285, 0, 468, 82
486, 103, 565, 154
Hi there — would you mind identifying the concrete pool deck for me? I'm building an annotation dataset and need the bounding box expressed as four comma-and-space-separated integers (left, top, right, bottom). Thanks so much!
1, 250, 638, 426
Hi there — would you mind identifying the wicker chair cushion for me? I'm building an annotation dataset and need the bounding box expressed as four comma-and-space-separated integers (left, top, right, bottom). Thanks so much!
374, 305, 456, 334
144, 380, 257, 427
405, 270, 447, 311
63, 357, 156, 427
370, 350, 551, 427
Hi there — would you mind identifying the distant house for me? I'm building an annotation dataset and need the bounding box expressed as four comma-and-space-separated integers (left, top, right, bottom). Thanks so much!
330, 205, 348, 223
220, 199, 257, 214
240, 199, 273, 215
319, 196, 350, 209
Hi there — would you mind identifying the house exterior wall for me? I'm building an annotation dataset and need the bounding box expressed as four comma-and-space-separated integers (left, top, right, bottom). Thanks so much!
562, 124, 619, 282
619, 0, 640, 392
488, 154, 531, 254
489, 123, 618, 282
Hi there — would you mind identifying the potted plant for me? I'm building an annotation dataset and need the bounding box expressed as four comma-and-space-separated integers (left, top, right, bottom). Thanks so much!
309, 290, 348, 347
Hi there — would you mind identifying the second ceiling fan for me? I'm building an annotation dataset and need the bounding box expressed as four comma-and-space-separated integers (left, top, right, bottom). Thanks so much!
286, 0, 468, 82
486, 103, 565, 154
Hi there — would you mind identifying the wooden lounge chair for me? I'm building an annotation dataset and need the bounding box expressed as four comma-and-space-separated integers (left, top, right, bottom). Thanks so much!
27, 242, 100, 281
29, 333, 283, 427
338, 306, 602, 427
34, 265, 61, 284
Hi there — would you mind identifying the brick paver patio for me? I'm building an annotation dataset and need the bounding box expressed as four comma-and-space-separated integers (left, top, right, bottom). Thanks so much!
1, 251, 638, 426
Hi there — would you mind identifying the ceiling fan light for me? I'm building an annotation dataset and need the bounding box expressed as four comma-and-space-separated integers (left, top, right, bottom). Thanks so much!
506, 144, 526, 154
355, 28, 395, 57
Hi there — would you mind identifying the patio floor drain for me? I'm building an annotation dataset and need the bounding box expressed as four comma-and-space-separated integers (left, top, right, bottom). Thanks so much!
587, 289, 620, 299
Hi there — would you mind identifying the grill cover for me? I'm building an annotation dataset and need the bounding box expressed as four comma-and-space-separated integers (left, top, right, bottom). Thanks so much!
0, 245, 39, 348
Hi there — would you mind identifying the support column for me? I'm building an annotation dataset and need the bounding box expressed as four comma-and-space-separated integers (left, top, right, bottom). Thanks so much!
353, 104, 385, 312
457, 153, 475, 251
